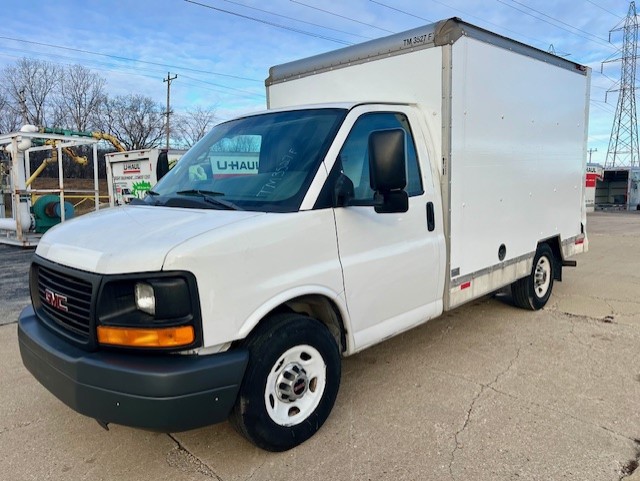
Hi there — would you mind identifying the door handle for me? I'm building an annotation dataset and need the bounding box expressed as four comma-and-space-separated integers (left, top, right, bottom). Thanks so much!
426, 202, 435, 232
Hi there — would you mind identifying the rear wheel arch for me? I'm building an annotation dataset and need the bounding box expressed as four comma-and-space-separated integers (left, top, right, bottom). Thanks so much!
539, 236, 563, 281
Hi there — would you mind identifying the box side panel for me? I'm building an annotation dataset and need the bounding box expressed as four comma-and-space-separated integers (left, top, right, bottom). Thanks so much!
449, 37, 587, 281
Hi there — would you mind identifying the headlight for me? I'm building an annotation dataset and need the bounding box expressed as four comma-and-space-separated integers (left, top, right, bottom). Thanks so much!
96, 272, 201, 350
135, 282, 156, 315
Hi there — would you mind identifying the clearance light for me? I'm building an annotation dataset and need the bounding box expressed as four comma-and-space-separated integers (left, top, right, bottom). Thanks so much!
97, 325, 195, 348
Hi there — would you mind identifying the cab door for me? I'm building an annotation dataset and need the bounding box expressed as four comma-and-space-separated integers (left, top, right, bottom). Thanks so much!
330, 105, 445, 352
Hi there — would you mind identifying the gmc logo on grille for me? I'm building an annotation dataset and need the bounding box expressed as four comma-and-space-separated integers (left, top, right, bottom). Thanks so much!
44, 288, 69, 312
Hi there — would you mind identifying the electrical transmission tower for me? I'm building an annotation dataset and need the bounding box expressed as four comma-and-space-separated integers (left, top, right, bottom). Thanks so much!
603, 2, 639, 168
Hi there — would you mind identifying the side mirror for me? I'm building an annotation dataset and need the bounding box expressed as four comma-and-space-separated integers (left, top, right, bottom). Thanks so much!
368, 129, 408, 213
156, 150, 170, 181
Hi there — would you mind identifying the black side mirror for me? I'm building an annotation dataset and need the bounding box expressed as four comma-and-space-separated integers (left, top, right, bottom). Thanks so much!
156, 150, 170, 181
368, 129, 408, 213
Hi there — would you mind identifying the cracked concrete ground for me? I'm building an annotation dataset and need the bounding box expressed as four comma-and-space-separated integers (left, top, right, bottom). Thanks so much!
0, 211, 639, 480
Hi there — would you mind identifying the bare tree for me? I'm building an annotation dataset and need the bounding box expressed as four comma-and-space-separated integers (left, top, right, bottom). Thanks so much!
175, 106, 217, 147
101, 94, 164, 150
2, 58, 61, 126
56, 64, 106, 132
212, 135, 261, 152
0, 92, 21, 133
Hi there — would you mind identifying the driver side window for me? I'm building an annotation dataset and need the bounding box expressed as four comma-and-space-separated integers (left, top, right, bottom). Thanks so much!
338, 112, 423, 204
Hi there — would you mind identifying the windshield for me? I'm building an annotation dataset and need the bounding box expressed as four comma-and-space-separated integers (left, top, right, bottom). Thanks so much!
148, 108, 346, 212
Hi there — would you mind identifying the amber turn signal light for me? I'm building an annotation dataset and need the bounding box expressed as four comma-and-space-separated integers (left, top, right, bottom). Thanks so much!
97, 325, 195, 348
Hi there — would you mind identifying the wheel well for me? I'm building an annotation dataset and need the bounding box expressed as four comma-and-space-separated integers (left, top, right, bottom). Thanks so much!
253, 295, 347, 353
538, 237, 563, 281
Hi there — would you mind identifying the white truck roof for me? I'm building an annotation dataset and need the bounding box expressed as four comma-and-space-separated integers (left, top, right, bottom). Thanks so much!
266, 17, 587, 87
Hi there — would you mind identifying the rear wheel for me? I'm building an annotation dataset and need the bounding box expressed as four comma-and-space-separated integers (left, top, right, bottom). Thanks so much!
230, 313, 341, 451
511, 244, 555, 310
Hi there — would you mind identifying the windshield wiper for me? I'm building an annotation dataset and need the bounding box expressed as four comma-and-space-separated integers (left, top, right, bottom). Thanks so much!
176, 189, 243, 211
147, 190, 160, 196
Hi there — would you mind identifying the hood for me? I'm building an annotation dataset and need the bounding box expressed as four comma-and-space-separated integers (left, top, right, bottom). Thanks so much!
35, 205, 263, 274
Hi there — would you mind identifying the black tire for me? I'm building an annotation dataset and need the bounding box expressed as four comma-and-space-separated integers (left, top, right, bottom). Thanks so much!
511, 244, 555, 311
229, 313, 341, 451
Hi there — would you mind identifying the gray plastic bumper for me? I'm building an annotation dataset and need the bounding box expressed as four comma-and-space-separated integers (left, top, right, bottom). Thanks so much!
18, 306, 248, 432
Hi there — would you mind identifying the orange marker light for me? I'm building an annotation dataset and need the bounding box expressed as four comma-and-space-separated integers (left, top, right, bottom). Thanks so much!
97, 325, 195, 348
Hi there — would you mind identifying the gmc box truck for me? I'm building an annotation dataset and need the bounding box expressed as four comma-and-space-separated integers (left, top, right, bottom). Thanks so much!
18, 18, 589, 451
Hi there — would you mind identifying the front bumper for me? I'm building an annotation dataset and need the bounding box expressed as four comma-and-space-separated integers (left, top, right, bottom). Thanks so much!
18, 306, 248, 432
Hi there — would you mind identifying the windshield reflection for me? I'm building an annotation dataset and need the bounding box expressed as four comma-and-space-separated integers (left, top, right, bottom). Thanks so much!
149, 109, 346, 212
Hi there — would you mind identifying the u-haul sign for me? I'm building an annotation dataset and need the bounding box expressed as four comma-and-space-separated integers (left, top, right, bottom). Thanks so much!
586, 164, 603, 188
585, 163, 603, 212
210, 152, 259, 176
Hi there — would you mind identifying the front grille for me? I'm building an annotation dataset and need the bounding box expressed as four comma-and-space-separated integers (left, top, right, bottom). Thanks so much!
37, 264, 93, 341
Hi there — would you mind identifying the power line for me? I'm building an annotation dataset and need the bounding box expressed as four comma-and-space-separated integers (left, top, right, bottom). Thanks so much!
508, 0, 609, 44
397, 0, 547, 48
0, 46, 265, 102
184, 0, 353, 45
220, 0, 373, 40
290, 0, 395, 34
368, 0, 432, 23
179, 80, 264, 100
590, 99, 616, 112
180, 74, 264, 98
590, 102, 615, 115
496, 0, 616, 50
584, 0, 624, 20
0, 34, 262, 82
0, 50, 264, 104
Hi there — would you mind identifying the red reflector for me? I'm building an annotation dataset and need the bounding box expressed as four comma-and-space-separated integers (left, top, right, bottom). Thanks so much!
575, 237, 585, 245
460, 281, 471, 290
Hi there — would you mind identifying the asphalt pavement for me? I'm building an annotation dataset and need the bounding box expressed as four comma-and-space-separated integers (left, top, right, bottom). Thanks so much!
0, 212, 639, 481
0, 244, 33, 326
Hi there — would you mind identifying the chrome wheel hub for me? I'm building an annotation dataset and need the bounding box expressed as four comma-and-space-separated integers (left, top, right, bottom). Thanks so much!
264, 344, 327, 427
276, 362, 309, 402
534, 256, 551, 298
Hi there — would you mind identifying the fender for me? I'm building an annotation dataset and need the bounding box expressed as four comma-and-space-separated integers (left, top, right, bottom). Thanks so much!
237, 284, 354, 353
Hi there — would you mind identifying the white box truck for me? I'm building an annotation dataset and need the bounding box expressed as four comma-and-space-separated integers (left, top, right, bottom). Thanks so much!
18, 18, 589, 451
105, 148, 185, 206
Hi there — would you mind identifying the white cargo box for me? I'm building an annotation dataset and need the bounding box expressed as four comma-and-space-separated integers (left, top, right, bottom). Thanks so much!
267, 18, 589, 308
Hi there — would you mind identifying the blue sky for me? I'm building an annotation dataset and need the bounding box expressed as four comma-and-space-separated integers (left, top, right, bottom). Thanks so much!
0, 0, 633, 165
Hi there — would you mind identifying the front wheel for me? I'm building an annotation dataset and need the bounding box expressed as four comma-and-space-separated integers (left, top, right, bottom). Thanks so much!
511, 244, 555, 310
230, 313, 341, 451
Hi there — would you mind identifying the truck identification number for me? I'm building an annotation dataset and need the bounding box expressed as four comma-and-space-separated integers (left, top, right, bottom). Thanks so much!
403, 32, 433, 47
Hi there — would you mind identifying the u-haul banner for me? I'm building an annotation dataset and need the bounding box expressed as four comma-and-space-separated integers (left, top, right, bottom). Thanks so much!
209, 152, 259, 177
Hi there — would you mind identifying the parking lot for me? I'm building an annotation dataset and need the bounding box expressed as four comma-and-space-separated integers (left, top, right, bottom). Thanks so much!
0, 211, 639, 481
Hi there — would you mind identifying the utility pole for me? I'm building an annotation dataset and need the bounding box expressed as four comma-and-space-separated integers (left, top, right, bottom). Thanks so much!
163, 72, 178, 149
588, 147, 598, 163
18, 89, 27, 125
602, 1, 639, 168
